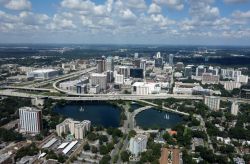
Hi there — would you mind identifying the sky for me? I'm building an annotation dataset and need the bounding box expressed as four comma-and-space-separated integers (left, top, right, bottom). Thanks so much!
0, 0, 250, 45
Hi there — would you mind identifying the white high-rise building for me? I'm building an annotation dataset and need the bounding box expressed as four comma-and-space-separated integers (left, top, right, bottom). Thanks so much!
156, 52, 161, 58
90, 73, 107, 91
221, 69, 241, 80
19, 107, 42, 134
129, 134, 148, 157
231, 102, 239, 116
204, 96, 220, 111
106, 56, 114, 71
140, 60, 146, 78
237, 75, 248, 84
118, 66, 129, 78
134, 53, 139, 58
115, 73, 124, 84
196, 65, 205, 76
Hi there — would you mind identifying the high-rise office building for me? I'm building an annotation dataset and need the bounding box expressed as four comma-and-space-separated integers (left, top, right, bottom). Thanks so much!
129, 134, 148, 157
155, 58, 163, 68
184, 66, 192, 77
106, 56, 114, 71
176, 62, 184, 71
90, 73, 107, 90
130, 68, 144, 79
106, 70, 114, 83
156, 52, 161, 58
96, 59, 106, 73
19, 107, 42, 134
196, 65, 206, 76
134, 59, 141, 68
118, 66, 129, 78
169, 54, 174, 66
134, 53, 139, 58
204, 96, 220, 111
140, 60, 146, 78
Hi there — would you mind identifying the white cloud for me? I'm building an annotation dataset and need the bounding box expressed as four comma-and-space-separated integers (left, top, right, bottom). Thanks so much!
0, 0, 250, 44
154, 0, 184, 10
232, 10, 250, 19
47, 14, 76, 30
120, 9, 137, 21
224, 0, 249, 3
150, 14, 175, 27
124, 0, 147, 10
4, 0, 31, 10
19, 11, 49, 25
148, 3, 161, 14
61, 0, 95, 10
189, 0, 220, 21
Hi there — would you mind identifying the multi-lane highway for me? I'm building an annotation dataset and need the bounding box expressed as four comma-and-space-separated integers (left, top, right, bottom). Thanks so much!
0, 89, 250, 104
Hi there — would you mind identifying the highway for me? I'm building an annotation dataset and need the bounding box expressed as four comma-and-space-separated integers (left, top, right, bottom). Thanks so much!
0, 89, 250, 104
52, 67, 96, 93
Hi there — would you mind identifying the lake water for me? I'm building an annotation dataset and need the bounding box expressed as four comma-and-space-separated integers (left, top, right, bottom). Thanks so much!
54, 102, 121, 128
135, 108, 183, 129
54, 102, 183, 129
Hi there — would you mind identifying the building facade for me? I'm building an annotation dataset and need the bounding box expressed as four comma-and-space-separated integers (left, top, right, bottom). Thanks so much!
90, 73, 107, 91
204, 96, 220, 111
19, 107, 42, 134
56, 118, 91, 139
129, 134, 148, 157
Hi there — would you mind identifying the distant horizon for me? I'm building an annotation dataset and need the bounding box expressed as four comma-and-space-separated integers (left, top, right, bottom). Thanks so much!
0, 43, 250, 47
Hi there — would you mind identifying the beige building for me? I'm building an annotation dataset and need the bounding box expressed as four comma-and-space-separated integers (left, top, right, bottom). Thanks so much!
56, 118, 91, 139
204, 96, 220, 111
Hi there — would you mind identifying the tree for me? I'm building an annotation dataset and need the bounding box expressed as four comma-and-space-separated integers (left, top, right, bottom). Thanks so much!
91, 146, 98, 153
107, 142, 114, 152
15, 143, 39, 160
87, 132, 98, 141
83, 142, 90, 151
100, 155, 111, 164
99, 135, 108, 143
0, 128, 23, 142
120, 151, 129, 162
100, 145, 109, 155
128, 130, 136, 139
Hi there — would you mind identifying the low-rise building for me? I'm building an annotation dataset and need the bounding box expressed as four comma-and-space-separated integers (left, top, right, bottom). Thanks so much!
27, 69, 59, 80
132, 82, 161, 95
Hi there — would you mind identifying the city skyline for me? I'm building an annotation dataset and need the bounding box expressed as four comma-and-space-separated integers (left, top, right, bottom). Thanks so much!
0, 0, 250, 45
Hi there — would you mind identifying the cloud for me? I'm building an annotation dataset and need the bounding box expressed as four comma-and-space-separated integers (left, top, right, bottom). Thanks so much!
3, 0, 31, 10
224, 0, 249, 4
0, 0, 250, 44
189, 0, 220, 21
19, 11, 49, 25
232, 10, 250, 19
148, 3, 161, 14
154, 0, 184, 10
